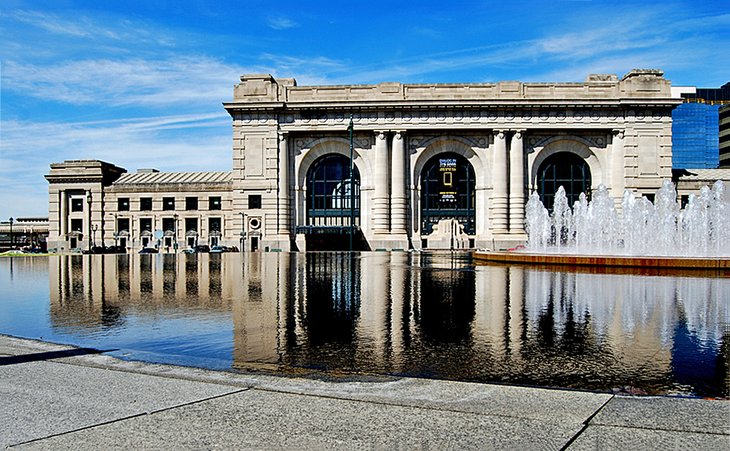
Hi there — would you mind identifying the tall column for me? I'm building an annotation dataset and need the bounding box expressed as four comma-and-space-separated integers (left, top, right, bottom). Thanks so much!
509, 130, 526, 234
372, 131, 390, 233
278, 132, 290, 235
491, 130, 508, 234
390, 131, 407, 235
612, 130, 626, 209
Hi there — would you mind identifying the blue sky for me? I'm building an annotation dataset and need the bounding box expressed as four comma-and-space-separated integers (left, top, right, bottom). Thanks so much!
1, 0, 728, 217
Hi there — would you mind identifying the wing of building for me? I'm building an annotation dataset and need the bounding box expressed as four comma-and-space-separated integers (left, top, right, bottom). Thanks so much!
47, 69, 726, 253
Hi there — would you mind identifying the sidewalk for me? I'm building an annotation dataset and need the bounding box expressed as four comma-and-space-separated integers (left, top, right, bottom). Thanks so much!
1, 335, 728, 450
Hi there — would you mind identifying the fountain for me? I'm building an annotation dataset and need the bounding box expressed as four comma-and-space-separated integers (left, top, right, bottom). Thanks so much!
476, 180, 730, 268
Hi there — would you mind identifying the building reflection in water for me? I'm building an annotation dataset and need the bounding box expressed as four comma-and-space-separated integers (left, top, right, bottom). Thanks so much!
47, 253, 729, 397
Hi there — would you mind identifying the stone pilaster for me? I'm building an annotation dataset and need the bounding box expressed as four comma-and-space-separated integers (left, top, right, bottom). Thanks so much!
372, 131, 390, 234
390, 131, 407, 235
278, 132, 290, 235
491, 130, 508, 234
509, 130, 526, 235
59, 190, 67, 237
612, 129, 626, 209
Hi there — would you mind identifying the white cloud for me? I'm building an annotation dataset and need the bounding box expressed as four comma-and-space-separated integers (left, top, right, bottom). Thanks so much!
0, 114, 232, 217
3, 57, 245, 107
267, 17, 299, 30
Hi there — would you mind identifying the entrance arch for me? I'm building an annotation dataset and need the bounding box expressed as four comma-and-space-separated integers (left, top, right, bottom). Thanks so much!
537, 152, 592, 209
420, 152, 476, 235
303, 153, 364, 250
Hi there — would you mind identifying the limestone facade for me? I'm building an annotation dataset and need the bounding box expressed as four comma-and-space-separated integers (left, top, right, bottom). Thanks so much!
46, 69, 681, 252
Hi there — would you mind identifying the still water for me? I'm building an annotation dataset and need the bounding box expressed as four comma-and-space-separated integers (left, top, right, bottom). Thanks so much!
1, 253, 728, 397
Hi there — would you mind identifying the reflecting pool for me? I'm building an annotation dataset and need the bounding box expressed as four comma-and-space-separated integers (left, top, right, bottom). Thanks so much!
0, 253, 728, 397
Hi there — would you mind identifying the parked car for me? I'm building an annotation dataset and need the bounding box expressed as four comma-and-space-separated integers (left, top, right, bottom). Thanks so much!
193, 245, 210, 253
209, 245, 226, 253
138, 247, 159, 254
180, 248, 196, 254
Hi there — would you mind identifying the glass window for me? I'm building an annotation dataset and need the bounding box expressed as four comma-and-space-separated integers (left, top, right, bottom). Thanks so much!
420, 153, 475, 235
140, 197, 153, 211
249, 195, 262, 209
209, 196, 222, 210
162, 217, 175, 233
305, 154, 361, 227
186, 197, 198, 211
537, 151, 591, 211
70, 218, 83, 233
209, 217, 221, 232
71, 198, 84, 212
117, 218, 130, 232
163, 197, 175, 211
140, 218, 152, 232
185, 217, 197, 233
118, 198, 130, 211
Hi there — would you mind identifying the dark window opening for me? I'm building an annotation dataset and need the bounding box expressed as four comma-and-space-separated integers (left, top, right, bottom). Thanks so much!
140, 218, 152, 232
537, 152, 592, 211
163, 197, 175, 211
306, 154, 360, 227
118, 198, 130, 211
249, 194, 262, 209
117, 218, 130, 232
140, 197, 153, 211
209, 196, 222, 210
209, 217, 221, 232
71, 198, 84, 212
185, 218, 197, 233
71, 219, 83, 233
185, 197, 198, 211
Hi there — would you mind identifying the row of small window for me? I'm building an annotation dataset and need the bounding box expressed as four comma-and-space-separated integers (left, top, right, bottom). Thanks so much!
116, 217, 222, 233
117, 195, 264, 211
67, 217, 224, 234
118, 196, 223, 212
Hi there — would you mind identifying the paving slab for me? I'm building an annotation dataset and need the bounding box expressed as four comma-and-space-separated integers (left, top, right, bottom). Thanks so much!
0, 360, 245, 448
13, 388, 581, 450
567, 425, 730, 450
589, 395, 730, 435
241, 375, 612, 428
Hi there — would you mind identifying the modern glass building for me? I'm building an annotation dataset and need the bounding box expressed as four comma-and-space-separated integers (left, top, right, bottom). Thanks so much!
672, 83, 730, 169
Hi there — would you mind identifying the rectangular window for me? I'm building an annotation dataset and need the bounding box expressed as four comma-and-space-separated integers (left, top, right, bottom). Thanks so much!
209, 196, 222, 210
71, 198, 84, 212
209, 217, 221, 232
71, 218, 83, 233
249, 194, 262, 209
117, 218, 130, 232
162, 217, 175, 233
118, 198, 130, 211
140, 197, 153, 211
140, 218, 152, 232
186, 197, 198, 211
185, 218, 198, 233
163, 197, 175, 211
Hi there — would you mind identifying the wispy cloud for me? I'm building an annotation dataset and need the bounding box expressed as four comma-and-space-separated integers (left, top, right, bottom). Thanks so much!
3, 57, 244, 106
8, 9, 176, 46
0, 113, 232, 216
267, 17, 298, 30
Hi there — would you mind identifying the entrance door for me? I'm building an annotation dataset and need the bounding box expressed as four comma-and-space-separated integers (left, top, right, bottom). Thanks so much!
420, 152, 476, 235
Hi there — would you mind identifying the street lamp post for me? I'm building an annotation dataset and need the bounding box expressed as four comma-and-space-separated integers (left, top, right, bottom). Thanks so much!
92, 224, 98, 248
86, 192, 92, 252
239, 212, 246, 252
173, 214, 178, 252
8, 217, 14, 248
348, 114, 354, 253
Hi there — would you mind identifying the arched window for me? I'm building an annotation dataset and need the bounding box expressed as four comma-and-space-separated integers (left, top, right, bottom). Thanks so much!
537, 152, 591, 210
306, 154, 360, 226
420, 152, 476, 234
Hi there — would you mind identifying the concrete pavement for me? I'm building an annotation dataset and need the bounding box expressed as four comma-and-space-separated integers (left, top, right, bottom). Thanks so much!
1, 335, 728, 450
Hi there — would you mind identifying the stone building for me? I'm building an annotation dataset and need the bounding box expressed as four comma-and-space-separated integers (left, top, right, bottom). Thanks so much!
47, 69, 683, 252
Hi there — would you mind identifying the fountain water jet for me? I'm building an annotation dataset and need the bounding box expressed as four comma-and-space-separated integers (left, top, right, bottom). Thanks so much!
477, 180, 730, 268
